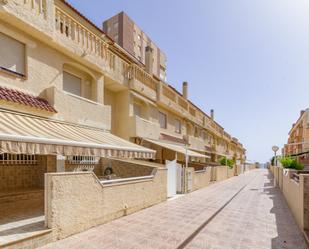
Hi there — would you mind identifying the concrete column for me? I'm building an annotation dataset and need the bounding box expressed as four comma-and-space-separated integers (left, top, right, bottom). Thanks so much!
96, 75, 104, 104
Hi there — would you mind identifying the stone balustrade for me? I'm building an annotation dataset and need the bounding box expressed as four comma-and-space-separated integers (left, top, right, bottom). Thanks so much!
23, 0, 47, 19
55, 6, 108, 62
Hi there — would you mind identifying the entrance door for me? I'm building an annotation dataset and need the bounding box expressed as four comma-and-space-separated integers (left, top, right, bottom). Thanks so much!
166, 160, 178, 197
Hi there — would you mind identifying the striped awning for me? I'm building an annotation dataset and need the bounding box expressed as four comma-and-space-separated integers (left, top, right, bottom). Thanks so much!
144, 139, 209, 158
0, 109, 155, 158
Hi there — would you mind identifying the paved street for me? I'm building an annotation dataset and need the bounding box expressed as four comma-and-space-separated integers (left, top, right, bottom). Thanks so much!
41, 169, 308, 249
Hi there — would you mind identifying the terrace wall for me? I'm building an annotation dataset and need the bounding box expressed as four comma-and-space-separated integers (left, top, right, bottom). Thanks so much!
45, 168, 167, 240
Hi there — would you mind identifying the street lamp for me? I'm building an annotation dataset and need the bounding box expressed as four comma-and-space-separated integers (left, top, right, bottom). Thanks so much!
272, 145, 279, 166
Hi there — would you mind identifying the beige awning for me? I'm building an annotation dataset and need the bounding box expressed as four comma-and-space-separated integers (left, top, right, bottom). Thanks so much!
144, 139, 209, 158
0, 109, 155, 158
110, 158, 164, 168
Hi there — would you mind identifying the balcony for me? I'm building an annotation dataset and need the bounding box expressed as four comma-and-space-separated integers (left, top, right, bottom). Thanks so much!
159, 84, 181, 111
188, 135, 206, 152
1, 0, 131, 82
128, 115, 160, 140
0, 0, 54, 36
129, 65, 158, 101
42, 87, 111, 130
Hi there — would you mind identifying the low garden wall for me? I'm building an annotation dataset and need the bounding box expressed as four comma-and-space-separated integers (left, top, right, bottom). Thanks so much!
216, 166, 229, 181
270, 166, 309, 233
45, 167, 167, 240
228, 167, 234, 178
282, 169, 304, 229
193, 168, 211, 191
236, 165, 243, 175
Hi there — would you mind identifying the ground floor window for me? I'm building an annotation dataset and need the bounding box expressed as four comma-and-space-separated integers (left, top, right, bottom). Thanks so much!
0, 154, 37, 165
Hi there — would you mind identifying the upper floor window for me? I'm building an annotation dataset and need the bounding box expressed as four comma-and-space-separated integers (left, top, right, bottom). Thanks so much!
0, 32, 25, 77
194, 127, 199, 137
133, 103, 142, 117
62, 64, 94, 101
63, 71, 82, 96
159, 112, 167, 129
175, 119, 181, 134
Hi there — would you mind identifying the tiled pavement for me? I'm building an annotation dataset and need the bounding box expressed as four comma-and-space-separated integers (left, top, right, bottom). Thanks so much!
40, 169, 308, 249
0, 192, 46, 246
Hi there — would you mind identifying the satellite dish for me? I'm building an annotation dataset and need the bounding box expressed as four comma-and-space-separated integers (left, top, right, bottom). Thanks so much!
272, 146, 279, 152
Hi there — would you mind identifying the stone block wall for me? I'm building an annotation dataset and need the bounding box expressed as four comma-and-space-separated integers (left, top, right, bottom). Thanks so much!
0, 155, 50, 191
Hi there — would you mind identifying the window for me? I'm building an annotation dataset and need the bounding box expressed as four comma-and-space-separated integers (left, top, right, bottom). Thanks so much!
66, 156, 99, 165
0, 32, 25, 77
133, 103, 142, 117
63, 71, 82, 96
159, 112, 167, 129
113, 22, 119, 29
175, 119, 181, 134
202, 132, 207, 141
0, 154, 37, 165
138, 34, 141, 40
114, 34, 118, 42
194, 127, 199, 137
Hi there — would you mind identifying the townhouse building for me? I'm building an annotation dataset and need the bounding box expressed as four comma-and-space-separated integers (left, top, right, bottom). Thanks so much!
0, 0, 246, 247
284, 109, 309, 165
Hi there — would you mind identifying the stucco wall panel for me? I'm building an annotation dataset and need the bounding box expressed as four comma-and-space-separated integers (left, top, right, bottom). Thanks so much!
216, 166, 228, 181
193, 168, 211, 191
45, 169, 167, 240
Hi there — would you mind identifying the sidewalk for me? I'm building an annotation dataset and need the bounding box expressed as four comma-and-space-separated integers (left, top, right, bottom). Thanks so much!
40, 169, 308, 249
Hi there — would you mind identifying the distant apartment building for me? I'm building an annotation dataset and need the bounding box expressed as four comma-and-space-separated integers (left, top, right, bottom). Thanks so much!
103, 11, 167, 81
284, 109, 309, 164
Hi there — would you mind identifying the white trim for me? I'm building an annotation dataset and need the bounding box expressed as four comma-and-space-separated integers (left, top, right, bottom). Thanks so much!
101, 175, 154, 185
0, 133, 155, 153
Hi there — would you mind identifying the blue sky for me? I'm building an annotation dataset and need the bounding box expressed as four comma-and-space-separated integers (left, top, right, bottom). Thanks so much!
67, 0, 309, 162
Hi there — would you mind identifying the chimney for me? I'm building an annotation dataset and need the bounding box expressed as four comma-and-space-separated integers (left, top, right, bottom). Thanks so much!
145, 45, 153, 75
182, 81, 188, 99
210, 109, 214, 120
